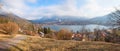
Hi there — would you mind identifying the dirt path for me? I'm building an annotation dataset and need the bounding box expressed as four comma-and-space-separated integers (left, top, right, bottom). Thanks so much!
0, 35, 27, 50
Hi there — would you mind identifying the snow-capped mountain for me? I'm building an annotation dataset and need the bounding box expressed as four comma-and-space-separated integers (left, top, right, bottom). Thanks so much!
30, 16, 90, 25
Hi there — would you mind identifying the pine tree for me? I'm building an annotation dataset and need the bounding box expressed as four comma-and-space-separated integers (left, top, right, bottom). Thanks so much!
47, 27, 51, 33
44, 27, 47, 34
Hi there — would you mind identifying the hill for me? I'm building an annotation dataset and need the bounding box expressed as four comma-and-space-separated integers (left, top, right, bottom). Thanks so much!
89, 14, 112, 25
0, 12, 33, 30
0, 34, 119, 51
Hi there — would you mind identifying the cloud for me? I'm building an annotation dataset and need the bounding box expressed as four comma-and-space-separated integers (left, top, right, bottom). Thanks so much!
33, 0, 82, 17
27, 0, 37, 3
79, 0, 116, 18
1, 0, 29, 17
34, 0, 117, 18
0, 0, 120, 20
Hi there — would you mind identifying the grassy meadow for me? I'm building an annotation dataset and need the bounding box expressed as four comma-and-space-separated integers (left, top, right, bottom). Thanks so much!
0, 34, 119, 51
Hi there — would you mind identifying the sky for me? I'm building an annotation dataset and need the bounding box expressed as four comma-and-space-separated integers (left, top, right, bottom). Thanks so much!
0, 0, 120, 20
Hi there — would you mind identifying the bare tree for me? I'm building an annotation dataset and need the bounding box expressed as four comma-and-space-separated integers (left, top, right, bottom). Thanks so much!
56, 29, 72, 40
0, 22, 19, 34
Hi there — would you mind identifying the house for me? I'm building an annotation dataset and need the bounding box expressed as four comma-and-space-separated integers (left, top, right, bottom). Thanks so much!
72, 34, 83, 41
39, 32, 44, 37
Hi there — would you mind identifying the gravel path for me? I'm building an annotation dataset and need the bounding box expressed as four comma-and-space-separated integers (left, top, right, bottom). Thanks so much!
0, 35, 27, 50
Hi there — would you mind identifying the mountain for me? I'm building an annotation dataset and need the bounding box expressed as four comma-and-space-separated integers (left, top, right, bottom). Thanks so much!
89, 14, 111, 25
30, 15, 112, 25
30, 16, 91, 25
0, 11, 32, 30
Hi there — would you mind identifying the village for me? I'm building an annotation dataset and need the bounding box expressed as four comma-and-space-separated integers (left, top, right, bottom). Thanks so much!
18, 25, 120, 43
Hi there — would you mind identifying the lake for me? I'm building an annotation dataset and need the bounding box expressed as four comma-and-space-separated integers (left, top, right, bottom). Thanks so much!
42, 24, 110, 32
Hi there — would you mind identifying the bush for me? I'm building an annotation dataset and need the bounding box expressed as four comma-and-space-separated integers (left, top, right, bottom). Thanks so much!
0, 17, 9, 23
45, 34, 53, 38
23, 30, 37, 36
105, 29, 120, 43
56, 29, 72, 40
0, 22, 19, 34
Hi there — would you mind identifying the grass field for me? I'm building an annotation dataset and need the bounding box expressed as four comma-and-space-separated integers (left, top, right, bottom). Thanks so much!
9, 35, 120, 51
0, 34, 120, 51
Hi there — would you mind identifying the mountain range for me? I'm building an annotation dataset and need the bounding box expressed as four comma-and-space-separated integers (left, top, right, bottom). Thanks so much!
30, 15, 112, 25
0, 8, 113, 25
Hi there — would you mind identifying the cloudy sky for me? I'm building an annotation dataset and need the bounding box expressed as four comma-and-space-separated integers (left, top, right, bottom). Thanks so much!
0, 0, 120, 20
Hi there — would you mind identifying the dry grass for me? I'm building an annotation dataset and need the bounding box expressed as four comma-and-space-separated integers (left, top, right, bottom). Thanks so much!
0, 34, 119, 51
8, 35, 120, 51
0, 34, 14, 41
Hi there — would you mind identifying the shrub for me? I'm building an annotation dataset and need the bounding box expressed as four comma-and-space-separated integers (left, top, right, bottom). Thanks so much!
0, 22, 19, 34
105, 29, 120, 43
56, 29, 72, 40
45, 34, 53, 38
0, 17, 9, 23
23, 30, 37, 36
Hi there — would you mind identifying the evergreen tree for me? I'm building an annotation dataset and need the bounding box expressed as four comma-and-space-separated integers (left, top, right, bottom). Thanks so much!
44, 27, 47, 34
47, 27, 51, 33
76, 31, 79, 34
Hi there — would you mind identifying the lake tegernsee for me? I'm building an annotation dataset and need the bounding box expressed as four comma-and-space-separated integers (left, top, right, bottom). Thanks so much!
42, 24, 111, 32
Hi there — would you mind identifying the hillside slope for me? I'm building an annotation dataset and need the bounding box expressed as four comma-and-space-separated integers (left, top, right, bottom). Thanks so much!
0, 12, 32, 30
